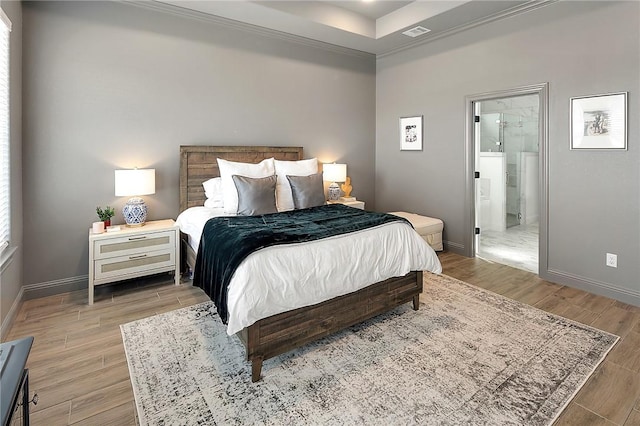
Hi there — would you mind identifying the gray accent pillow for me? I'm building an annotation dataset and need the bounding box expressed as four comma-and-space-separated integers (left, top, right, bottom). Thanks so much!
231, 174, 278, 216
286, 173, 326, 209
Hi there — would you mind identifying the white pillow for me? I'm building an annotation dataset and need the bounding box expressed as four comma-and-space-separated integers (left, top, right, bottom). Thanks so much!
274, 158, 318, 211
204, 198, 224, 209
217, 157, 275, 214
202, 177, 224, 208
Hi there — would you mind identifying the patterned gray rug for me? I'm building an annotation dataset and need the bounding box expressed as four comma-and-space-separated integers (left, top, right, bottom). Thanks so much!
121, 274, 618, 425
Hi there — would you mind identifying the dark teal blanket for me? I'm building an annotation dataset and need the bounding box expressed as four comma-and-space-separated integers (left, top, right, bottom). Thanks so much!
193, 204, 410, 324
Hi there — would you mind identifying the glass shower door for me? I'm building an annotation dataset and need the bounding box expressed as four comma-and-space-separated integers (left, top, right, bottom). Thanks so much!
502, 112, 523, 228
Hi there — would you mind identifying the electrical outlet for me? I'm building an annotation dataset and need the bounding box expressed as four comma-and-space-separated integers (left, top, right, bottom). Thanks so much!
606, 253, 618, 268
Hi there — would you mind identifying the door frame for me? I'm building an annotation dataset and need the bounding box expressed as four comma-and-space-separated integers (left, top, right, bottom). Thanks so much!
464, 83, 549, 274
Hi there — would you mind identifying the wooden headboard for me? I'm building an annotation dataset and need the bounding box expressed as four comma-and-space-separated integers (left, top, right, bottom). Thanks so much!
179, 146, 304, 212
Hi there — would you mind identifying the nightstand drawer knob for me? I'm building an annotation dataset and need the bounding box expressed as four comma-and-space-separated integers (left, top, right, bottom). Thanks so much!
128, 236, 147, 241
129, 254, 148, 260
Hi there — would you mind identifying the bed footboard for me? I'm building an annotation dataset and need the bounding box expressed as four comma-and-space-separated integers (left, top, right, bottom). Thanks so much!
238, 270, 423, 382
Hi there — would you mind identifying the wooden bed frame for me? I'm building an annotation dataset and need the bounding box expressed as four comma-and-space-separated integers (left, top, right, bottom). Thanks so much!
179, 145, 423, 382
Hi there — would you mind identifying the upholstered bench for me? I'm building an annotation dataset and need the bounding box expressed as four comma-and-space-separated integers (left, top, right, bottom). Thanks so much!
389, 211, 444, 251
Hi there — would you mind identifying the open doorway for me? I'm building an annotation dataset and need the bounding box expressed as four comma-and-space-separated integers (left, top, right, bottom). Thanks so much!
465, 83, 548, 275
475, 95, 539, 273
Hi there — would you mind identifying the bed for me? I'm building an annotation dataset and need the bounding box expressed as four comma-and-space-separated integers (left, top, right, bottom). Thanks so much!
178, 145, 442, 382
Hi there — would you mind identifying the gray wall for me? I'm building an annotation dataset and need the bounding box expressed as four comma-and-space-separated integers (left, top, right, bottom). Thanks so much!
14, 0, 640, 311
376, 1, 639, 304
0, 0, 22, 334
22, 1, 375, 289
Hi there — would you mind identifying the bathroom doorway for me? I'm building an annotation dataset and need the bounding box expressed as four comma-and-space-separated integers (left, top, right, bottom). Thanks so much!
473, 94, 541, 273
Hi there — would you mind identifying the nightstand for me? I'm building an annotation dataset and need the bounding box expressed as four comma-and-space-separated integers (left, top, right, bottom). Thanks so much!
328, 199, 365, 210
88, 219, 180, 304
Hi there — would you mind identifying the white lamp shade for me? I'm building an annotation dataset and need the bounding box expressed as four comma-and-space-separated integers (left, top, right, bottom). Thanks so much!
114, 169, 156, 196
323, 163, 347, 183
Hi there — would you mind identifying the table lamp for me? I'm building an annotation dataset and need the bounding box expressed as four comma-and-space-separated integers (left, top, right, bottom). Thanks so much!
114, 168, 155, 226
323, 163, 346, 201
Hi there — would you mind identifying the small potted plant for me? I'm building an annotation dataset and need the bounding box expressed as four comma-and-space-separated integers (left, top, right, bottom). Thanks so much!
96, 206, 115, 228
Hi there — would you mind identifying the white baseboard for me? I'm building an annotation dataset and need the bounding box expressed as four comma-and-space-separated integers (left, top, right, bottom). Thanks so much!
444, 240, 465, 255
544, 268, 640, 307
1, 286, 24, 341
22, 275, 88, 300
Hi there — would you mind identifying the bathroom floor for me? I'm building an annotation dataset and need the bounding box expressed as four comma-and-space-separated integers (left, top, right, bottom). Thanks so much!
477, 221, 539, 273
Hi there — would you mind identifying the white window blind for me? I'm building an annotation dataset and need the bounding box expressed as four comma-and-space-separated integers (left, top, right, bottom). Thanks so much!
0, 8, 11, 254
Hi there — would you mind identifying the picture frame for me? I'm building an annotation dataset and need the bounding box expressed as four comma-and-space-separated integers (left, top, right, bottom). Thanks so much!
570, 92, 627, 150
399, 115, 423, 151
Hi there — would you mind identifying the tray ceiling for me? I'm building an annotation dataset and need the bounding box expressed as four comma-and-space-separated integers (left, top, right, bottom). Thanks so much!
152, 1, 552, 56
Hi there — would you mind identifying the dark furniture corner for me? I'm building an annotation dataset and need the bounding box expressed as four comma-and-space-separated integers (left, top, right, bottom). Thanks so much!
1, 336, 34, 426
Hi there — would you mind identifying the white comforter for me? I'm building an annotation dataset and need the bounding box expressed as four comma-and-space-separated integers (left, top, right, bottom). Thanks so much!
176, 207, 442, 335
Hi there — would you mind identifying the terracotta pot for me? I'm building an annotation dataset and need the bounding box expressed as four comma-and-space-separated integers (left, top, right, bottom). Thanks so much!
103, 219, 111, 228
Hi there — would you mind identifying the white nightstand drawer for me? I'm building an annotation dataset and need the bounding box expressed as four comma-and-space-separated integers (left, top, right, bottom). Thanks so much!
88, 219, 180, 304
94, 248, 176, 282
93, 230, 176, 260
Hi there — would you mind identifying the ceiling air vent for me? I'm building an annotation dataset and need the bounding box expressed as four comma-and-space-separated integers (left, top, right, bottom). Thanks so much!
402, 26, 431, 38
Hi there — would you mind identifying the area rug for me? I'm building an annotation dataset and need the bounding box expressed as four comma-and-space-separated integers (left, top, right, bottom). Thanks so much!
121, 274, 618, 425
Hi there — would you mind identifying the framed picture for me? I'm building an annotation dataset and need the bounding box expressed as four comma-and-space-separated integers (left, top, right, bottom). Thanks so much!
570, 92, 627, 150
399, 115, 423, 151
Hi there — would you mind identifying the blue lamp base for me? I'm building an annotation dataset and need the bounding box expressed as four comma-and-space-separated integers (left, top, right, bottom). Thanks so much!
122, 197, 148, 226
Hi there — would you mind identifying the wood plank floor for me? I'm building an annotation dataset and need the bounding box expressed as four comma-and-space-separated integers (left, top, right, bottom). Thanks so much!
5, 252, 640, 425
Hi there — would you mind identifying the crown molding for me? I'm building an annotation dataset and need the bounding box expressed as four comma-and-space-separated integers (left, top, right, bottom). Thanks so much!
119, 0, 556, 59
377, 0, 558, 58
121, 1, 374, 60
